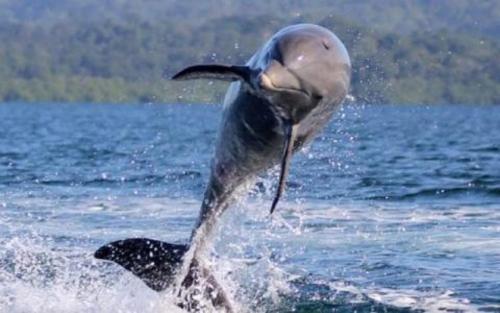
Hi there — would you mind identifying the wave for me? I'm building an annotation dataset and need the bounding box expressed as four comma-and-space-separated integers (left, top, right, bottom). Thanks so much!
0, 171, 203, 188
365, 186, 500, 201
0, 237, 482, 313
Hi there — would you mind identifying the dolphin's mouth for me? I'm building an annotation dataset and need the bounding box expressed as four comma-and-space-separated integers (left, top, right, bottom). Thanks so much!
258, 72, 311, 98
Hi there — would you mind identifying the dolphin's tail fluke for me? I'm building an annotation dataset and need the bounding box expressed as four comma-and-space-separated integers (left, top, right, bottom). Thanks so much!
94, 238, 234, 312
94, 238, 188, 291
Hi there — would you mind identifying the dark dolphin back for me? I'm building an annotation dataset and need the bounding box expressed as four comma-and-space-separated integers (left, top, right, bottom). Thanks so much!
193, 87, 283, 228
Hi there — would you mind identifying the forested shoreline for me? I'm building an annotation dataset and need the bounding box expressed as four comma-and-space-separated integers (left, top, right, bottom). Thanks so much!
0, 0, 498, 104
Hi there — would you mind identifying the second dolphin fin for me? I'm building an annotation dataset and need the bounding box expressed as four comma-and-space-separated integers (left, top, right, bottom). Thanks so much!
270, 120, 298, 214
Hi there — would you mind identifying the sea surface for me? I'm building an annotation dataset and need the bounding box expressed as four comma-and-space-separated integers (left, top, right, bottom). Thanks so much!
0, 103, 499, 312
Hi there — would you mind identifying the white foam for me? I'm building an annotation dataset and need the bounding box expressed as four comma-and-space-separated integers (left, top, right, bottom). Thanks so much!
365, 288, 478, 313
0, 236, 187, 313
1, 279, 187, 313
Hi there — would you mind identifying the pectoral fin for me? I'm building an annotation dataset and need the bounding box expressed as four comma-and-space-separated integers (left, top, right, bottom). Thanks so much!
270, 120, 298, 214
171, 64, 253, 85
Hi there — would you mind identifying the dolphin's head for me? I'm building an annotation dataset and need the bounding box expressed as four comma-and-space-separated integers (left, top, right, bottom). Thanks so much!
250, 24, 351, 124
171, 24, 350, 125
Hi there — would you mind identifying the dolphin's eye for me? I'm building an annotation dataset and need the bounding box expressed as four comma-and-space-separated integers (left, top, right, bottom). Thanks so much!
322, 40, 330, 50
313, 94, 323, 101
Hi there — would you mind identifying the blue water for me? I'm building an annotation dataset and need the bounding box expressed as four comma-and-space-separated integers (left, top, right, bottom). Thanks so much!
0, 103, 499, 312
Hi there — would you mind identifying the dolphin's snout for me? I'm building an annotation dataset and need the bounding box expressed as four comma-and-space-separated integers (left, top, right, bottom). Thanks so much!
258, 72, 274, 90
258, 61, 304, 95
258, 59, 321, 125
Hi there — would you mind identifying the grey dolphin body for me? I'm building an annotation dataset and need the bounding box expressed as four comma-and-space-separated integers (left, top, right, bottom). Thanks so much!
94, 24, 350, 312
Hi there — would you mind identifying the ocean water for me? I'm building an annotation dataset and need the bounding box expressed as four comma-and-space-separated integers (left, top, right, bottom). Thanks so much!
0, 103, 499, 312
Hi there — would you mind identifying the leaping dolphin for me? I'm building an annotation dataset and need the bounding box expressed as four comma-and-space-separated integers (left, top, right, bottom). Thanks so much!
94, 23, 351, 312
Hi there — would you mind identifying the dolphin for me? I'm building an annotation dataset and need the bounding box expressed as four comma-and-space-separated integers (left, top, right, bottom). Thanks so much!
94, 23, 351, 312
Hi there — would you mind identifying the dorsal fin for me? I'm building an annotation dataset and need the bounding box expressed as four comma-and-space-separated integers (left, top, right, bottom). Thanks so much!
171, 64, 254, 85
270, 121, 298, 214
94, 238, 188, 291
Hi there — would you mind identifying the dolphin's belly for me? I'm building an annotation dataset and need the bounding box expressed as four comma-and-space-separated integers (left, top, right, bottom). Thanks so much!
294, 97, 342, 147
214, 89, 283, 183
212, 89, 339, 191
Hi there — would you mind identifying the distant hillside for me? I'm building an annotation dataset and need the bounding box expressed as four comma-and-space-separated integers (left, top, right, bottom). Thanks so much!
1, 0, 498, 38
0, 0, 498, 104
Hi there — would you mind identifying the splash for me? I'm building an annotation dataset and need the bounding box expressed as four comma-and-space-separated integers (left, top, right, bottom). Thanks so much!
1, 194, 498, 312
0, 234, 186, 313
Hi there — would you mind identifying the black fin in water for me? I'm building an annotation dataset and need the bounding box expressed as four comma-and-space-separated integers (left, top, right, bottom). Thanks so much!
270, 121, 298, 214
94, 238, 188, 291
171, 64, 254, 85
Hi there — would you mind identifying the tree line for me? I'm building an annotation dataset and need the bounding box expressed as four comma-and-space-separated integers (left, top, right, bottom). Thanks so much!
0, 10, 498, 104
